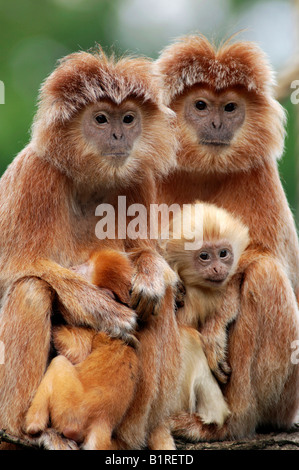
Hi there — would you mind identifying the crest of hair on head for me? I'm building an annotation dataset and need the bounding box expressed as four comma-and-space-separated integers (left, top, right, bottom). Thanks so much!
29, 45, 177, 185
156, 33, 286, 169
31, 46, 167, 133
156, 33, 277, 106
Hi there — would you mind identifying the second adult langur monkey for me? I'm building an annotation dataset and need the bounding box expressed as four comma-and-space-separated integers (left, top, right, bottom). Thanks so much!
155, 35, 299, 439
0, 49, 178, 448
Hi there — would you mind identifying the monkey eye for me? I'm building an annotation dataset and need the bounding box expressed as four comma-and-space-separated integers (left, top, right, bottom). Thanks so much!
199, 252, 210, 261
123, 114, 135, 124
224, 103, 237, 112
195, 101, 207, 111
95, 114, 108, 124
219, 249, 228, 258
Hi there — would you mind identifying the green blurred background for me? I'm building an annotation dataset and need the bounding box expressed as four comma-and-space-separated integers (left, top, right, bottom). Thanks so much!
0, 0, 298, 222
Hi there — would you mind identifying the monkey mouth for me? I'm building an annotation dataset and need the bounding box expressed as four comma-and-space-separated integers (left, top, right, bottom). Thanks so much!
206, 278, 226, 284
201, 141, 230, 147
103, 152, 129, 158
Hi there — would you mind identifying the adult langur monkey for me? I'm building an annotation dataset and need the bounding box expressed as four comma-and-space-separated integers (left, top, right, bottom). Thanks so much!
155, 35, 299, 440
0, 49, 179, 449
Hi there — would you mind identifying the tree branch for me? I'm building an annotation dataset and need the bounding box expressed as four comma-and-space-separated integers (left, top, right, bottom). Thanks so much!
1, 425, 299, 450
0, 430, 40, 450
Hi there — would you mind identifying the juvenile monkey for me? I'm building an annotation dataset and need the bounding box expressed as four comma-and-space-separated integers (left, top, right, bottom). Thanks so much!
26, 250, 139, 451
156, 35, 299, 439
163, 202, 250, 383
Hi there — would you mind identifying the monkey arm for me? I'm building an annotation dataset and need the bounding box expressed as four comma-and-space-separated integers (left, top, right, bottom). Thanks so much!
200, 320, 232, 384
32, 259, 137, 342
128, 249, 178, 321
200, 277, 241, 384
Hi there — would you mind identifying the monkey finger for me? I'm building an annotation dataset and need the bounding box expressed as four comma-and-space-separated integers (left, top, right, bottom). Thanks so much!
152, 297, 162, 316
123, 333, 140, 350
140, 294, 162, 321
135, 295, 154, 322
174, 280, 186, 309
130, 285, 156, 320
213, 366, 229, 384
107, 299, 137, 331
219, 360, 231, 377
130, 292, 142, 312
105, 324, 136, 347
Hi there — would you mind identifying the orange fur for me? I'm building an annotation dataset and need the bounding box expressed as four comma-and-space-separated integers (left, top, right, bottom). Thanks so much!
112, 285, 181, 450
0, 49, 177, 447
25, 251, 138, 450
29, 250, 182, 450
163, 202, 249, 383
30, 245, 233, 450
156, 35, 299, 439
25, 335, 138, 450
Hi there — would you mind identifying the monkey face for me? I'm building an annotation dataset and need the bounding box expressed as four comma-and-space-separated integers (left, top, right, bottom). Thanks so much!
81, 99, 142, 167
183, 87, 246, 149
194, 241, 234, 288
31, 52, 177, 190
42, 95, 176, 190
171, 84, 283, 174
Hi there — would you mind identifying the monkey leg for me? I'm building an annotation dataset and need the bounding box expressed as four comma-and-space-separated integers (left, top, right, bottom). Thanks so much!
148, 423, 176, 450
179, 326, 230, 427
192, 347, 230, 427
34, 428, 79, 450
0, 277, 53, 436
172, 257, 299, 441
130, 250, 178, 320
226, 256, 299, 436
116, 287, 181, 449
82, 421, 114, 450
53, 325, 95, 364
26, 355, 85, 440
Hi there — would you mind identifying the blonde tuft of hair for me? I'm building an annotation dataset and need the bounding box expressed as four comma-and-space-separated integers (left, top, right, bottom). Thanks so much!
163, 202, 250, 283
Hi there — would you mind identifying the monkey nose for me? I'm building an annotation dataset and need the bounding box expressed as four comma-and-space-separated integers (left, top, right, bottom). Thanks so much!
112, 133, 123, 140
212, 121, 222, 129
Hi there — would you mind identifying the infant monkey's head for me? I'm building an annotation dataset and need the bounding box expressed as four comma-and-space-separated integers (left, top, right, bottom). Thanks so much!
163, 202, 250, 290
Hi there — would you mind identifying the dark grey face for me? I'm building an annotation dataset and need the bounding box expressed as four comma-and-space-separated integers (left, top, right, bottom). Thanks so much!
81, 99, 142, 163
184, 88, 246, 147
194, 241, 234, 287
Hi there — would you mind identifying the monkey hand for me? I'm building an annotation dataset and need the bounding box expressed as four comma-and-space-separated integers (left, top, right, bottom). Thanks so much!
201, 331, 231, 384
130, 251, 178, 322
174, 279, 186, 311
60, 283, 138, 345
34, 261, 137, 344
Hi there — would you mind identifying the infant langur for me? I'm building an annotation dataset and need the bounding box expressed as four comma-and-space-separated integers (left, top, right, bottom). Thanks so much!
25, 250, 139, 450
161, 202, 250, 430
